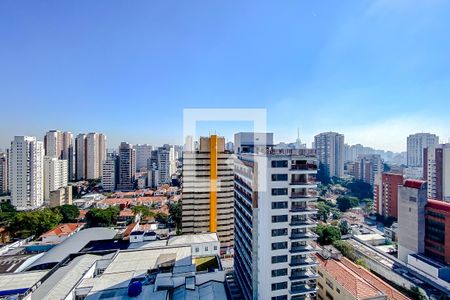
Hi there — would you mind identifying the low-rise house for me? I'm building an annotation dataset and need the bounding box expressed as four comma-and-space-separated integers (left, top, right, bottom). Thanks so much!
40, 223, 86, 244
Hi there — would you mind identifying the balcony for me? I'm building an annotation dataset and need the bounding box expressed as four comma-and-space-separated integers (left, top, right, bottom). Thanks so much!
290, 207, 318, 215
289, 258, 319, 268
290, 164, 317, 171
289, 232, 318, 241
290, 284, 317, 296
289, 271, 319, 281
290, 191, 318, 199
290, 220, 317, 228
290, 246, 318, 254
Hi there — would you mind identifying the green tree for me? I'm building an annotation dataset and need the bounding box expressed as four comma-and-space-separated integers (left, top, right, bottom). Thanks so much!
169, 201, 182, 229
9, 208, 63, 238
155, 212, 169, 224
132, 205, 151, 217
86, 206, 120, 227
355, 258, 369, 269
336, 196, 359, 212
409, 286, 426, 300
0, 201, 16, 213
317, 202, 331, 221
332, 240, 357, 261
315, 224, 341, 245
53, 205, 80, 223
339, 220, 350, 235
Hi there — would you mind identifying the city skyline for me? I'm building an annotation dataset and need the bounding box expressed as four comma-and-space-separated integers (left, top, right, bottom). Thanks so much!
1, 1, 450, 151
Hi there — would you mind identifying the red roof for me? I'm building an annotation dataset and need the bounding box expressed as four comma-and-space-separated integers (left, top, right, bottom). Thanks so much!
427, 199, 450, 212
403, 179, 426, 189
40, 223, 85, 238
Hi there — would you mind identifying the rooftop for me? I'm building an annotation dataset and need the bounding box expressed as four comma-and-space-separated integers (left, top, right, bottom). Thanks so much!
40, 223, 85, 239
317, 254, 409, 300
168, 233, 219, 246
0, 270, 47, 297
403, 179, 426, 189
427, 199, 450, 212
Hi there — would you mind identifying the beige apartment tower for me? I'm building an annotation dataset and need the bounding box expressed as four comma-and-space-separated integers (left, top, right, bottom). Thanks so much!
182, 135, 234, 252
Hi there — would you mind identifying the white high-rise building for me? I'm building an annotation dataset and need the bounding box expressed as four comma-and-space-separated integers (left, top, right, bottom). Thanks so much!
102, 154, 118, 191
43, 156, 68, 201
157, 144, 176, 185
134, 144, 153, 171
10, 136, 44, 210
407, 133, 439, 167
424, 143, 450, 201
44, 130, 74, 181
234, 145, 319, 300
314, 132, 344, 178
75, 133, 107, 180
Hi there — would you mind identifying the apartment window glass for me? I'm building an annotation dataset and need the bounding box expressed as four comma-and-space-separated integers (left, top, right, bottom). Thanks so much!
272, 174, 288, 181
271, 255, 288, 264
272, 201, 288, 209
272, 215, 288, 223
271, 282, 287, 291
272, 242, 288, 250
271, 268, 288, 277
271, 160, 288, 168
272, 188, 288, 196
271, 228, 288, 237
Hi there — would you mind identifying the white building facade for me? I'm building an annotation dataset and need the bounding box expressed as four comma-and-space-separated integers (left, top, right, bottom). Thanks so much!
407, 133, 439, 167
234, 148, 319, 300
43, 156, 68, 201
314, 132, 344, 178
10, 136, 44, 210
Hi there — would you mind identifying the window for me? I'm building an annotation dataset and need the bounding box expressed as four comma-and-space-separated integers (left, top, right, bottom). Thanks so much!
318, 270, 323, 277
213, 245, 218, 251
272, 174, 288, 181
326, 278, 334, 289
271, 282, 287, 291
272, 188, 288, 196
272, 228, 288, 237
205, 247, 209, 251
272, 215, 288, 223
409, 196, 417, 202
326, 291, 334, 300
336, 288, 341, 294
272, 201, 288, 209
318, 282, 323, 289
272, 242, 288, 250
195, 247, 199, 253
272, 160, 288, 168
271, 255, 288, 264
271, 268, 287, 277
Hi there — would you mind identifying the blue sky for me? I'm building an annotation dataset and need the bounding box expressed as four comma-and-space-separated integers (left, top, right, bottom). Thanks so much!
1, 0, 450, 152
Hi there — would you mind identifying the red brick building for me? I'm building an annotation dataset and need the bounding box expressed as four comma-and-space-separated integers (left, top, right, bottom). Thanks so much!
374, 173, 403, 219
425, 199, 450, 264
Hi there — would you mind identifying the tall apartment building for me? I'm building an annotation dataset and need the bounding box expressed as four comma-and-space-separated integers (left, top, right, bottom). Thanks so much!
397, 180, 427, 262
10, 136, 44, 210
182, 135, 234, 252
234, 132, 274, 154
352, 154, 383, 185
407, 133, 439, 167
75, 133, 106, 180
102, 154, 119, 191
43, 156, 68, 201
117, 142, 136, 191
0, 152, 8, 194
134, 144, 153, 171
314, 132, 344, 178
157, 144, 176, 185
234, 140, 319, 299
147, 150, 159, 188
374, 172, 403, 219
424, 144, 450, 201
44, 130, 74, 180
424, 199, 450, 264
